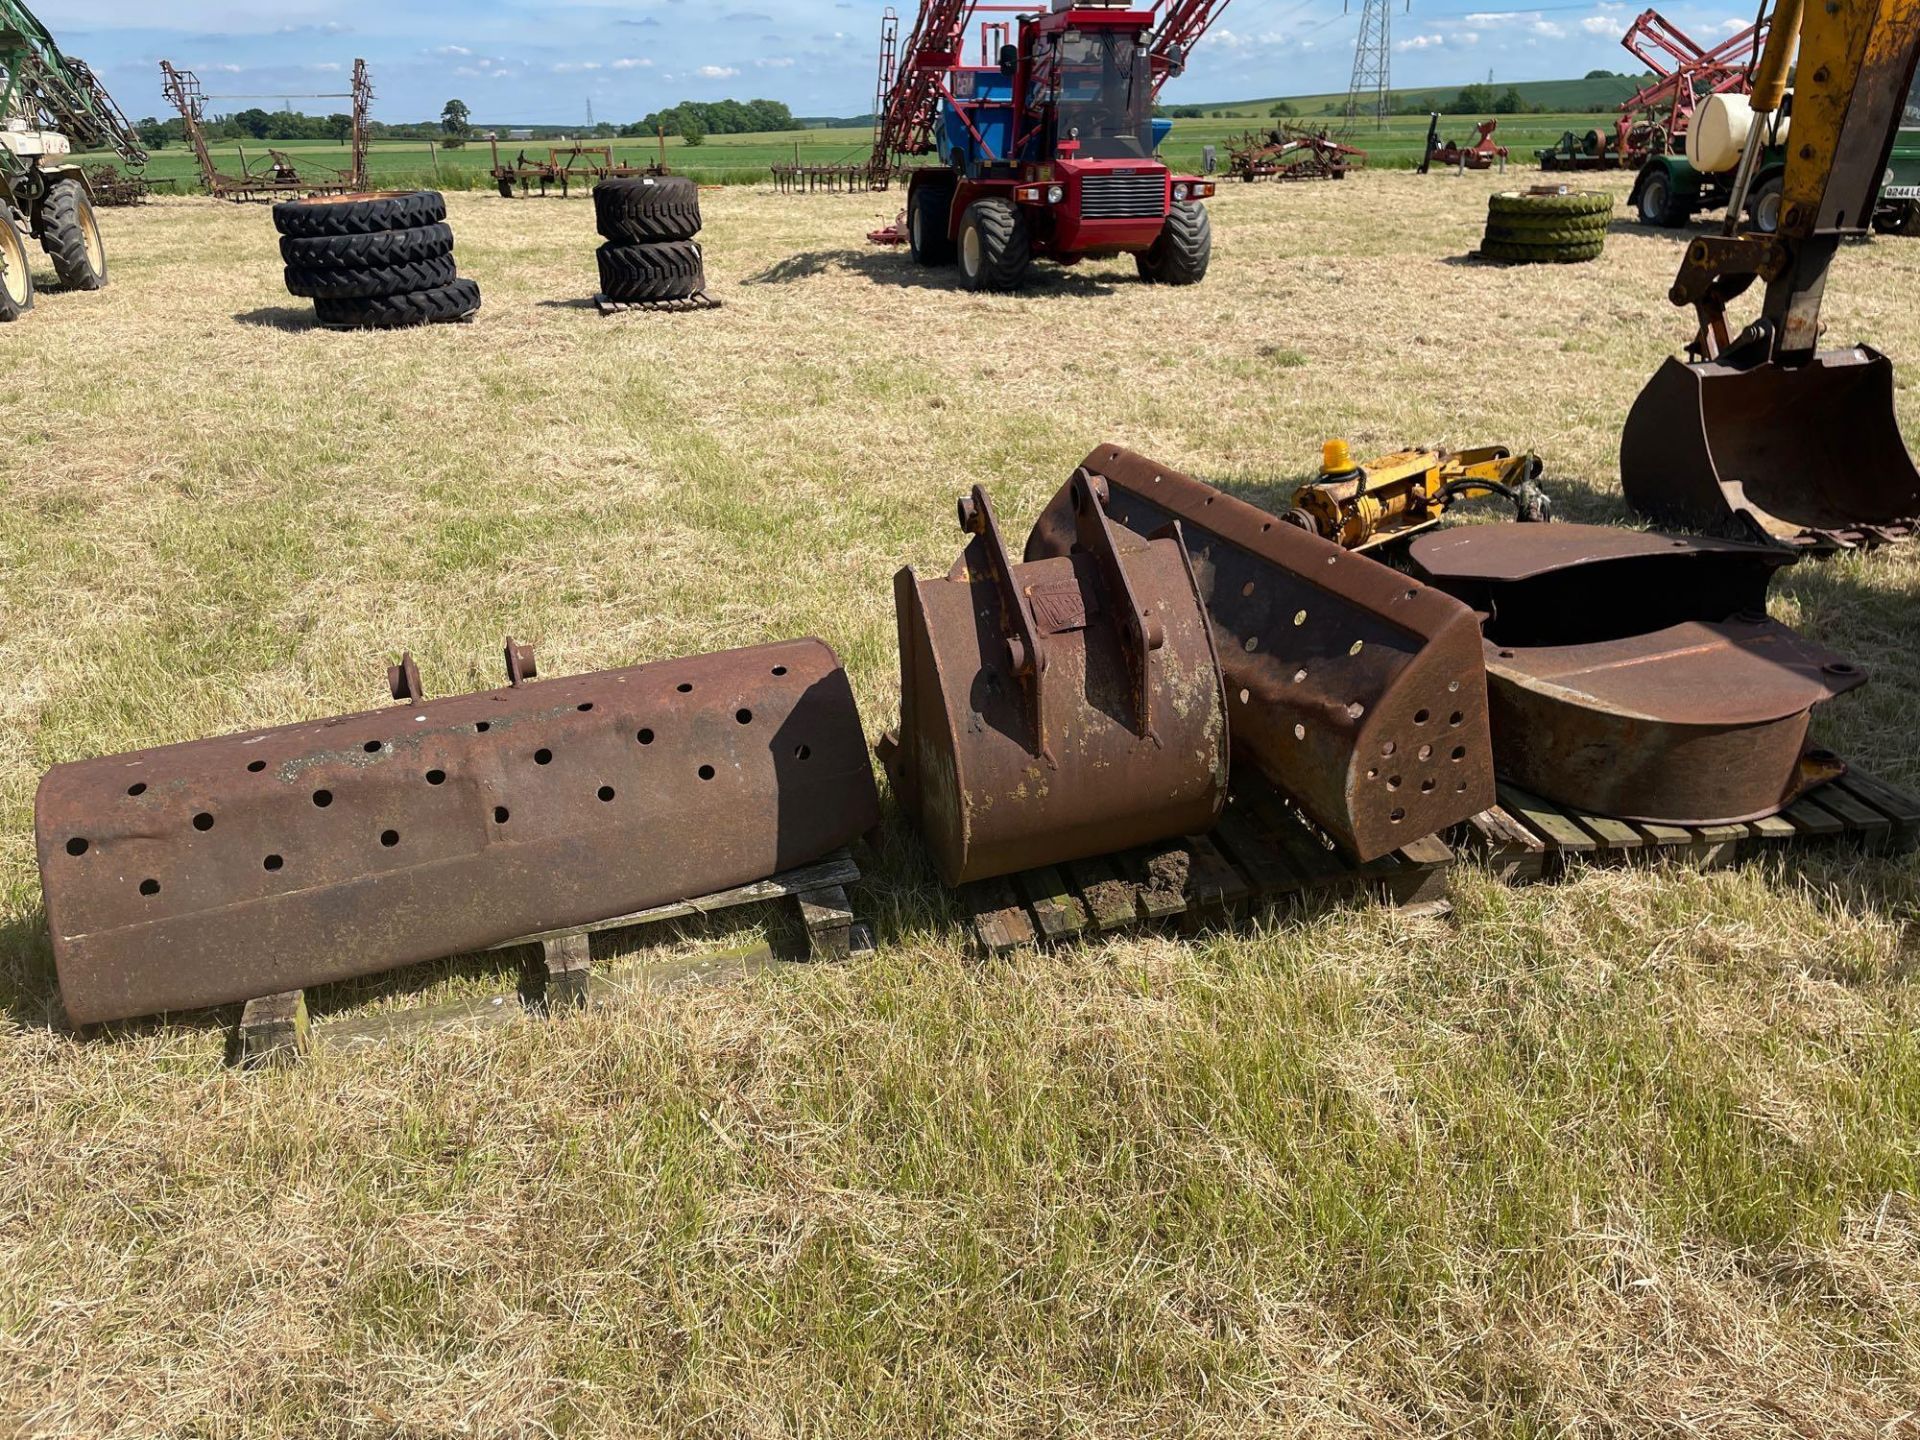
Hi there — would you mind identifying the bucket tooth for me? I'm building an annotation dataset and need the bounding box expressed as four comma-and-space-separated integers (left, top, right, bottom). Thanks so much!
1622, 346, 1920, 549
1027, 445, 1497, 861
1407, 522, 1867, 824
885, 473, 1230, 887
36, 639, 880, 1025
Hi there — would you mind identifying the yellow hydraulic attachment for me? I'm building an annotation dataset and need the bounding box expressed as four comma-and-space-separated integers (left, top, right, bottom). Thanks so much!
1284, 441, 1548, 551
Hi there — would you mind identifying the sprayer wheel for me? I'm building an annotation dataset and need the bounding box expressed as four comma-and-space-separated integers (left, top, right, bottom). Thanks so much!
38, 179, 107, 290
1136, 200, 1212, 285
593, 176, 702, 244
596, 240, 705, 301
313, 277, 481, 328
286, 255, 458, 300
272, 190, 447, 239
0, 205, 35, 321
280, 222, 454, 269
1488, 190, 1613, 222
956, 199, 1030, 292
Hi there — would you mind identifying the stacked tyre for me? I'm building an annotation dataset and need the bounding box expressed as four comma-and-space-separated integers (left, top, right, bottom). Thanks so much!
1480, 189, 1613, 264
275, 191, 481, 329
593, 176, 705, 303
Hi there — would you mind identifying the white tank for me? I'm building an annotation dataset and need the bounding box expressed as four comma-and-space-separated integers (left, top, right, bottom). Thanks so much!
1687, 93, 1791, 173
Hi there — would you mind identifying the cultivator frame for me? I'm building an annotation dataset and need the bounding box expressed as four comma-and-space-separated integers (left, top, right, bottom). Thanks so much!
1226, 127, 1364, 182
159, 58, 371, 202
37, 639, 881, 1024
488, 140, 666, 198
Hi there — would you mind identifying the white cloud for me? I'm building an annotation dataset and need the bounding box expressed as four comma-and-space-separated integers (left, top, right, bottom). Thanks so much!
611, 57, 653, 69
1397, 33, 1449, 50
755, 57, 796, 68
696, 64, 739, 78
1718, 15, 1751, 30
553, 61, 603, 72
1581, 15, 1617, 33
435, 45, 473, 57
1530, 20, 1567, 37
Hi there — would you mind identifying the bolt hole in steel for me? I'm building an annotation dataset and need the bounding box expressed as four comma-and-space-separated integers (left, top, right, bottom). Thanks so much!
1244, 636, 1259, 652
66, 837, 88, 857
312, 790, 333, 808
247, 760, 266, 773
1242, 582, 1255, 597
1387, 775, 1402, 790
1294, 724, 1307, 740
698, 764, 716, 781
1239, 689, 1251, 705
1450, 711, 1463, 725
493, 806, 510, 824
475, 721, 491, 733
1293, 609, 1307, 626
1419, 744, 1433, 760
794, 745, 812, 760
1349, 640, 1364, 656
426, 769, 446, 785
598, 786, 616, 802
363, 740, 383, 754
1452, 746, 1467, 761
1346, 703, 1365, 719
139, 879, 160, 896
1422, 779, 1436, 793
735, 709, 753, 725
263, 854, 284, 871
1293, 668, 1307, 684
577, 702, 593, 712
535, 748, 553, 765
677, 682, 694, 694
772, 665, 787, 676
193, 813, 215, 831
127, 783, 146, 796
637, 728, 655, 745
1381, 741, 1397, 757
1414, 709, 1430, 724
1390, 808, 1406, 823
380, 830, 400, 848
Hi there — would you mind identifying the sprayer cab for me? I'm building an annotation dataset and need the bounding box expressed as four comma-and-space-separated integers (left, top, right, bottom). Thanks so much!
903, 3, 1216, 291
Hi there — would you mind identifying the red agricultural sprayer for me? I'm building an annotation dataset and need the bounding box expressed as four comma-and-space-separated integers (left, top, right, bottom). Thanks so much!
867, 0, 1231, 290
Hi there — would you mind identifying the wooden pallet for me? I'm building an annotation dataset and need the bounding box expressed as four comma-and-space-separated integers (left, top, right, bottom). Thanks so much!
229, 850, 866, 1067
1457, 768, 1920, 883
595, 292, 722, 315
956, 772, 1455, 956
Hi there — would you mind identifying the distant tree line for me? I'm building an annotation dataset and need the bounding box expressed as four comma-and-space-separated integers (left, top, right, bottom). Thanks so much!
621, 99, 797, 145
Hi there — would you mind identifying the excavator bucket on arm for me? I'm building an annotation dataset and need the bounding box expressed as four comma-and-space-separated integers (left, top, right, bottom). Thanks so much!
1620, 0, 1920, 551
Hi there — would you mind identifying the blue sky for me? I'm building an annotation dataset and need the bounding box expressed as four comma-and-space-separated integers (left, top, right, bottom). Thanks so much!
55, 1, 1761, 124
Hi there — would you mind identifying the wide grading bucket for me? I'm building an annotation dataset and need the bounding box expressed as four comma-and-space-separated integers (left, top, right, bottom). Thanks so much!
1406, 523, 1867, 824
1621, 346, 1920, 550
1027, 445, 1497, 862
37, 638, 880, 1024
880, 474, 1229, 887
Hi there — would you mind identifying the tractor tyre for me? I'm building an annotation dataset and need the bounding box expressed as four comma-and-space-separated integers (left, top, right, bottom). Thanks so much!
1747, 174, 1784, 234
280, 222, 455, 269
956, 199, 1029, 292
908, 181, 956, 266
313, 277, 481, 328
1136, 200, 1212, 285
596, 240, 705, 301
1480, 238, 1605, 264
593, 175, 701, 244
1633, 170, 1685, 227
0, 206, 34, 322
1483, 220, 1610, 246
38, 179, 107, 291
286, 255, 458, 300
272, 190, 446, 239
1901, 201, 1920, 238
1489, 189, 1613, 222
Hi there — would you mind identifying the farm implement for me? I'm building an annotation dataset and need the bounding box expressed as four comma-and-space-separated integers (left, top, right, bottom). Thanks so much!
1226, 126, 1364, 182
160, 59, 372, 202
868, 0, 1231, 290
489, 140, 668, 198
1419, 117, 1506, 174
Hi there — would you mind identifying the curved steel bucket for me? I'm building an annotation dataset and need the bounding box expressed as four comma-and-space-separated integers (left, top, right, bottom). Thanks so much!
1621, 347, 1920, 550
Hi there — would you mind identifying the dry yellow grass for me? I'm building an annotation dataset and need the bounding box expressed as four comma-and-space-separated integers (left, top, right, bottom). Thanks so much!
2, 174, 1919, 1436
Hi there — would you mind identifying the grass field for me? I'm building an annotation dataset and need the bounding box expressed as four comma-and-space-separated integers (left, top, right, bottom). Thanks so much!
98, 108, 1620, 193
3, 174, 1920, 1435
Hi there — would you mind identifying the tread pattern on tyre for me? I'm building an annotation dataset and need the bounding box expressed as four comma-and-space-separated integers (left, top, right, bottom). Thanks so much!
313, 277, 481, 328
0, 206, 33, 322
280, 222, 455, 269
286, 255, 458, 301
594, 176, 702, 244
909, 181, 956, 265
38, 180, 105, 291
1484, 221, 1610, 246
597, 240, 705, 301
1481, 239, 1606, 263
1137, 201, 1212, 285
1488, 190, 1613, 221
959, 199, 1029, 292
273, 191, 446, 239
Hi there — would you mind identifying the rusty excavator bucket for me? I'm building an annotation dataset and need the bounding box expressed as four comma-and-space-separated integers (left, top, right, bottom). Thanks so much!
879, 474, 1230, 887
1620, 0, 1920, 551
1027, 445, 1497, 862
36, 638, 880, 1025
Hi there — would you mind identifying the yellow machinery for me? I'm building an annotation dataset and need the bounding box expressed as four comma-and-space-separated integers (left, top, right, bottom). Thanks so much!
1621, 0, 1920, 550
1283, 440, 1548, 551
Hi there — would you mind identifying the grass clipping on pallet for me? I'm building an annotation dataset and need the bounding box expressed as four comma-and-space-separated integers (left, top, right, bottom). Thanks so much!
1, 176, 1920, 1435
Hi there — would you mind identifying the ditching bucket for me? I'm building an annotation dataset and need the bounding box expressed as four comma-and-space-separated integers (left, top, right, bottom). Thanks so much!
36, 638, 880, 1024
1027, 445, 1497, 862
879, 473, 1229, 887
1622, 346, 1920, 550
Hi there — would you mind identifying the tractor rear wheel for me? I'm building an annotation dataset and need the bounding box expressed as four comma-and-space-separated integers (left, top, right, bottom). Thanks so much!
1136, 201, 1212, 285
38, 180, 107, 290
956, 199, 1029, 292
1902, 201, 1920, 238
0, 206, 34, 321
1747, 175, 1784, 234
908, 181, 955, 265
1634, 170, 1684, 227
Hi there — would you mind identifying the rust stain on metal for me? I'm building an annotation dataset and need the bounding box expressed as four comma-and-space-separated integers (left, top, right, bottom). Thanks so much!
1407, 522, 1867, 824
37, 639, 880, 1024
1027, 444, 1496, 862
882, 471, 1229, 886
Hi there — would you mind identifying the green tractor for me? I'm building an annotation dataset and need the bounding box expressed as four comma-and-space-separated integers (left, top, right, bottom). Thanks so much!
1629, 94, 1788, 230
1872, 69, 1919, 235
0, 0, 145, 320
